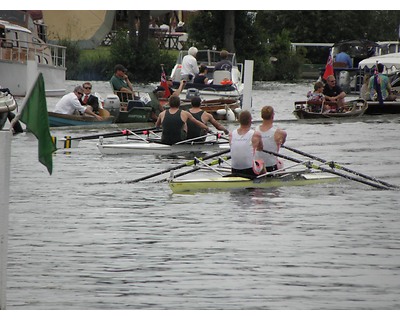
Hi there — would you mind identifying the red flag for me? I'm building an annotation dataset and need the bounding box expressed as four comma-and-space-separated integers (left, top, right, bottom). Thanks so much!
160, 67, 170, 98
323, 51, 334, 80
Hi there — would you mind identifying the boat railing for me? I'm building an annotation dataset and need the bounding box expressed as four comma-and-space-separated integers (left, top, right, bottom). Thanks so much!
0, 39, 66, 68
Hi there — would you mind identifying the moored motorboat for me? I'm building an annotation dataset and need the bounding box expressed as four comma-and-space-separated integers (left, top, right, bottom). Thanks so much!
293, 99, 368, 119
169, 49, 244, 101
168, 169, 338, 194
0, 11, 66, 96
48, 111, 114, 127
0, 90, 17, 129
364, 100, 400, 115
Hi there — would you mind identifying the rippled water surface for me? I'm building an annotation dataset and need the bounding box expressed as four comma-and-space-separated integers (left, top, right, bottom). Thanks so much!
4, 80, 400, 309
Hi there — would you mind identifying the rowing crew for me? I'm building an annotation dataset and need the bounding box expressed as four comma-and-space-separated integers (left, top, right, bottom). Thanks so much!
230, 106, 287, 178
155, 95, 229, 145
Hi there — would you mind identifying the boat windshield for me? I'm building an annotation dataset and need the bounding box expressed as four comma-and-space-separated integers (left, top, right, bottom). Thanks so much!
176, 50, 237, 66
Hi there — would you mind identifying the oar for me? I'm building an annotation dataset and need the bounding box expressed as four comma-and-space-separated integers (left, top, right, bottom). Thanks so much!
156, 155, 231, 182
126, 148, 231, 183
54, 126, 159, 142
261, 149, 394, 190
281, 145, 399, 190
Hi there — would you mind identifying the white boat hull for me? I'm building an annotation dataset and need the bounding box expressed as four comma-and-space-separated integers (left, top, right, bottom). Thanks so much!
97, 141, 229, 155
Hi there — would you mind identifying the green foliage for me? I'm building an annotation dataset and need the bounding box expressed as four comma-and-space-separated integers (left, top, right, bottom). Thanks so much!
108, 30, 176, 82
188, 11, 305, 81
57, 39, 81, 80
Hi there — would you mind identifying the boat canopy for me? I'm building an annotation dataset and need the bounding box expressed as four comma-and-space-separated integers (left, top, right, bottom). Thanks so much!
358, 52, 400, 69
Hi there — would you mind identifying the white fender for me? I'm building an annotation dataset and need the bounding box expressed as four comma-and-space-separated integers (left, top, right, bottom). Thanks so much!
216, 109, 227, 115
226, 107, 236, 121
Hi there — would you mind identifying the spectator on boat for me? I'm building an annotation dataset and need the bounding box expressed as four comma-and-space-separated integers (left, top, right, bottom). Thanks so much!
368, 63, 396, 101
193, 64, 210, 84
307, 81, 326, 112
323, 75, 346, 109
253, 106, 287, 173
181, 47, 199, 82
166, 78, 186, 97
155, 95, 210, 145
229, 110, 257, 178
80, 82, 99, 114
54, 86, 102, 120
186, 96, 229, 141
214, 50, 233, 72
110, 64, 136, 100
359, 74, 372, 100
335, 50, 353, 68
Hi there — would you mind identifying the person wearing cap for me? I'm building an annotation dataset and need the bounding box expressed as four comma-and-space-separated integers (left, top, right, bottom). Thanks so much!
54, 85, 103, 120
187, 96, 229, 142
110, 64, 135, 97
214, 50, 232, 72
181, 47, 199, 82
166, 78, 186, 97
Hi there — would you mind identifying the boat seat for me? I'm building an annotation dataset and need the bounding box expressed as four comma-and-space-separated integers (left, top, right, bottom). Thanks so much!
213, 70, 231, 84
333, 61, 348, 68
127, 100, 146, 111
172, 67, 181, 81
114, 91, 134, 103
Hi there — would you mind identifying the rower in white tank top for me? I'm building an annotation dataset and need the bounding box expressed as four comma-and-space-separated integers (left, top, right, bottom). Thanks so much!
254, 125, 279, 167
230, 128, 255, 170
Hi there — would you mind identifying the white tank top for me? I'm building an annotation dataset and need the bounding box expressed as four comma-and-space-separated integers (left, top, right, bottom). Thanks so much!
255, 126, 278, 167
231, 128, 255, 169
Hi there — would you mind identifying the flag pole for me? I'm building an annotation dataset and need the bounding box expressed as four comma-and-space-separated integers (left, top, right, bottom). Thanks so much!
0, 130, 12, 309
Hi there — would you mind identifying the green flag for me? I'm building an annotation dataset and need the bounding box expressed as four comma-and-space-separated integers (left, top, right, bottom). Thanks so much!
20, 73, 56, 175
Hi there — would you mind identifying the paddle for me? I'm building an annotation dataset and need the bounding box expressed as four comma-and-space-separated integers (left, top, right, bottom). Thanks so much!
126, 148, 231, 183
54, 126, 159, 142
281, 145, 399, 190
261, 149, 394, 190
156, 155, 231, 182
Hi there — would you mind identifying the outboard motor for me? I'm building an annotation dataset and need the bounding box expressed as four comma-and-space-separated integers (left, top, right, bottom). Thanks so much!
186, 88, 200, 100
103, 94, 121, 113
339, 71, 351, 93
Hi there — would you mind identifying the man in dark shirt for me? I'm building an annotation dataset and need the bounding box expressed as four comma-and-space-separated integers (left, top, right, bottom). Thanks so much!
323, 75, 346, 109
214, 50, 232, 71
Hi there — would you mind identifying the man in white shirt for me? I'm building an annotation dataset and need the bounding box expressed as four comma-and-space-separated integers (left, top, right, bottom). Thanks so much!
181, 46, 199, 82
54, 85, 102, 119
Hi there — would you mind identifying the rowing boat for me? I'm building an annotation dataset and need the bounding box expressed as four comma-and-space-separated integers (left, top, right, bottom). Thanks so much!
97, 138, 229, 155
293, 99, 367, 119
168, 170, 339, 193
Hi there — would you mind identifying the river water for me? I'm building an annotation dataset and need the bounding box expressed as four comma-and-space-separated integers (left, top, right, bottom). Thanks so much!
4, 80, 400, 310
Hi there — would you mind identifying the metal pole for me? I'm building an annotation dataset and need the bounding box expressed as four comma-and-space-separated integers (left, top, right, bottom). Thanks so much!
0, 130, 12, 309
242, 60, 254, 111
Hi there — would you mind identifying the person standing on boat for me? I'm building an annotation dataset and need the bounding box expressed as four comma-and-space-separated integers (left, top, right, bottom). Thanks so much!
54, 86, 102, 120
253, 106, 287, 172
155, 95, 210, 145
186, 96, 229, 141
335, 50, 353, 68
80, 82, 99, 114
214, 50, 233, 72
181, 47, 199, 82
368, 63, 395, 101
323, 75, 346, 109
229, 110, 257, 178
